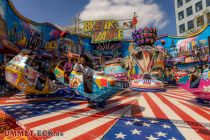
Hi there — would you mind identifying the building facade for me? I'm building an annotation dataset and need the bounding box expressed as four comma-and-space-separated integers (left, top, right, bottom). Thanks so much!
155, 25, 210, 66
175, 0, 210, 36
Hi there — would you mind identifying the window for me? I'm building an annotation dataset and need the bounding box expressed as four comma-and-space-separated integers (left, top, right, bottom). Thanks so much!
196, 1, 203, 12
186, 0, 191, 3
188, 20, 194, 30
186, 6, 193, 16
177, 0, 183, 8
178, 11, 184, 20
197, 15, 204, 26
179, 24, 185, 33
207, 0, 210, 7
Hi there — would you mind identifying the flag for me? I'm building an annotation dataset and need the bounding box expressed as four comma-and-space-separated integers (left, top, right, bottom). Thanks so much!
0, 87, 209, 140
103, 117, 186, 140
102, 87, 210, 140
132, 16, 138, 27
0, 111, 37, 140
0, 91, 71, 106
0, 90, 138, 140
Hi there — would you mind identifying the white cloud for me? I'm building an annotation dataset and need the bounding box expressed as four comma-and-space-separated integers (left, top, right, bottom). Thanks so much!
80, 0, 169, 36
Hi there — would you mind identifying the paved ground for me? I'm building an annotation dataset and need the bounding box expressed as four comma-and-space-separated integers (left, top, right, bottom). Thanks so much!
0, 86, 209, 140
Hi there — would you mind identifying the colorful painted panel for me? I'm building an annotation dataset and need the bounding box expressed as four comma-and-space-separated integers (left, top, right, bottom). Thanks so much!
0, 0, 7, 39
104, 65, 127, 75
54, 68, 65, 83
83, 20, 124, 43
5, 71, 18, 84
0, 0, 62, 53
155, 25, 210, 65
69, 70, 119, 97
24, 65, 39, 86
69, 71, 83, 89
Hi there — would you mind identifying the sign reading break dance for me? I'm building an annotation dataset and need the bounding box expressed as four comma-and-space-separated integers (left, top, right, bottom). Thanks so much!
83, 20, 124, 43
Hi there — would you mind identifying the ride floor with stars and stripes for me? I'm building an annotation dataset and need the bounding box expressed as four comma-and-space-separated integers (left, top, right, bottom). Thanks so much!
0, 86, 209, 140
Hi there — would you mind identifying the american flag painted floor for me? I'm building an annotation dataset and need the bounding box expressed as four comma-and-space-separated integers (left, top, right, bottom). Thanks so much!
0, 112, 36, 140
0, 86, 209, 140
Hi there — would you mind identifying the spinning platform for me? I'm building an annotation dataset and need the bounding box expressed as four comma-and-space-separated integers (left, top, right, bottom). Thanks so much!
0, 86, 209, 140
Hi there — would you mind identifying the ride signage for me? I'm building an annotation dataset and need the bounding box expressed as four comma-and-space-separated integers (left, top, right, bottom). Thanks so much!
83, 20, 124, 43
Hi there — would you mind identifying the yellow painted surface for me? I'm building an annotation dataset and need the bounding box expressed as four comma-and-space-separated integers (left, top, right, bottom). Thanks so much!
5, 65, 54, 95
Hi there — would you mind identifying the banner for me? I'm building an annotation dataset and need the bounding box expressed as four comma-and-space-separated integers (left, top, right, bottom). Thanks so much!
83, 20, 124, 43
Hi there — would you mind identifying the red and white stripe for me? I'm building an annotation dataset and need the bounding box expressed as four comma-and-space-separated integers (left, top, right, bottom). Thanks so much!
131, 92, 210, 140
14, 91, 139, 140
159, 89, 210, 113
160, 92, 194, 101
165, 90, 195, 97
1, 87, 210, 140
0, 93, 68, 106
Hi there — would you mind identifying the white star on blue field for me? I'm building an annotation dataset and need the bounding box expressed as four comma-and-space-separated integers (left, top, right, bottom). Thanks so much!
102, 117, 185, 140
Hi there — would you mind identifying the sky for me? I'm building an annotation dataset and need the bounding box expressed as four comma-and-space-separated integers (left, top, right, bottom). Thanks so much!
10, 0, 177, 36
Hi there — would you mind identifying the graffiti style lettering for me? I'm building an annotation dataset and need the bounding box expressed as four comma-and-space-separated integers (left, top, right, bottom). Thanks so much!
83, 21, 94, 32
118, 29, 124, 40
84, 20, 118, 32
83, 20, 123, 43
92, 29, 123, 43
105, 20, 118, 30
93, 21, 104, 32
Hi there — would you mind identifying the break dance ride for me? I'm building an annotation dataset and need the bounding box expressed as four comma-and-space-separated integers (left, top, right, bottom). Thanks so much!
4, 31, 126, 107
5, 50, 64, 95
130, 27, 166, 92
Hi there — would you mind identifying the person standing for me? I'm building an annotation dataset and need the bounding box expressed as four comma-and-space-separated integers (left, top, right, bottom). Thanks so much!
64, 58, 73, 83
64, 58, 73, 73
73, 54, 93, 93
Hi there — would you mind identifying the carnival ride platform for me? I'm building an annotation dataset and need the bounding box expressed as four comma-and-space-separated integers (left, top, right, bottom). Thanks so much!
0, 86, 209, 140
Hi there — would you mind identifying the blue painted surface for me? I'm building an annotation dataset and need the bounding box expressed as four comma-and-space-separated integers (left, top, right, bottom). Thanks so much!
103, 117, 186, 140
155, 26, 210, 57
0, 100, 79, 120
130, 87, 166, 92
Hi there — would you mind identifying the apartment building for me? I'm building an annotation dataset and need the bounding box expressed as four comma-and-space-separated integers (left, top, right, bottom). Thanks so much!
175, 0, 210, 36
